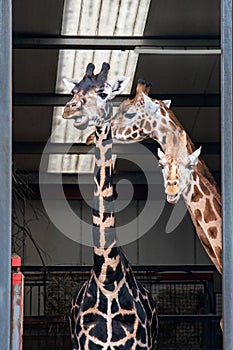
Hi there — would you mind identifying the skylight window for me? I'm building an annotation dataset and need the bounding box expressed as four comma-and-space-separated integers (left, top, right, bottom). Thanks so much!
48, 0, 151, 173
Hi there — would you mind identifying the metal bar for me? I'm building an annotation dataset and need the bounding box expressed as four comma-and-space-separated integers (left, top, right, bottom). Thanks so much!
13, 141, 220, 155
221, 0, 233, 348
158, 315, 221, 322
13, 93, 220, 107
23, 314, 221, 322
29, 286, 32, 316
21, 264, 217, 273
0, 1, 12, 349
135, 47, 221, 55
13, 35, 220, 50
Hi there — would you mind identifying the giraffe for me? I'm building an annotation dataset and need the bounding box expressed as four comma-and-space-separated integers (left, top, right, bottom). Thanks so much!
157, 130, 222, 274
85, 79, 222, 275
63, 63, 158, 349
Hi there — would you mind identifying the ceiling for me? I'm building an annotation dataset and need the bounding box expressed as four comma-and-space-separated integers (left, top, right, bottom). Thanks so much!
12, 0, 221, 194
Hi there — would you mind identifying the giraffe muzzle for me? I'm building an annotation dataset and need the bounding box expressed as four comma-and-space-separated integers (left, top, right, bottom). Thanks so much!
166, 193, 180, 204
165, 183, 180, 203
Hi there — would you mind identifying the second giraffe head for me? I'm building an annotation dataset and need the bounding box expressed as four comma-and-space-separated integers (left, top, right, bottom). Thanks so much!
62, 62, 130, 129
158, 131, 202, 204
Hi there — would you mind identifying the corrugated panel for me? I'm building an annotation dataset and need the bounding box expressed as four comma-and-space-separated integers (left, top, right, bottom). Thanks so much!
50, 0, 151, 172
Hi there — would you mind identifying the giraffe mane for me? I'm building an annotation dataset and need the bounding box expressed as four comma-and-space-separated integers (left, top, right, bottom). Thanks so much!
166, 108, 219, 190
195, 170, 222, 205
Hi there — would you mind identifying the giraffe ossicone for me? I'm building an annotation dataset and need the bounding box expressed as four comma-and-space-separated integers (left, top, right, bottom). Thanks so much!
63, 63, 158, 349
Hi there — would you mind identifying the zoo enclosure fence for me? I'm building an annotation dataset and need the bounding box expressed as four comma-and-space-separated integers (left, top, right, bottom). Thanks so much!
22, 265, 222, 350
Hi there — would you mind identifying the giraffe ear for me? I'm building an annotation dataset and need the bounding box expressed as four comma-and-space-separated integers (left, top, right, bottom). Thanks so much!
163, 100, 171, 108
110, 76, 131, 99
63, 78, 79, 93
157, 147, 165, 160
189, 147, 202, 166
143, 93, 160, 114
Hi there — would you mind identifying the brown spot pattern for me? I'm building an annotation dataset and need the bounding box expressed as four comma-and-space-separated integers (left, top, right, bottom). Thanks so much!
192, 172, 197, 181
161, 118, 167, 124
206, 247, 216, 258
153, 121, 157, 128
199, 180, 210, 196
159, 126, 169, 134
169, 121, 176, 131
191, 185, 203, 202
160, 108, 166, 116
201, 238, 216, 258
204, 198, 217, 223
152, 131, 159, 139
215, 246, 222, 265
184, 183, 191, 197
140, 120, 145, 128
145, 121, 151, 131
213, 197, 221, 217
125, 128, 131, 136
207, 226, 218, 239
194, 209, 202, 222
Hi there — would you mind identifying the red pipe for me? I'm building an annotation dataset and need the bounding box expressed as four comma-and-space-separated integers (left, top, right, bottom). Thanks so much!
11, 254, 24, 350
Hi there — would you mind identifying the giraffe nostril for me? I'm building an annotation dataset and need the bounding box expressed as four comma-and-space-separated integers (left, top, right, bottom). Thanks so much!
66, 102, 76, 108
168, 180, 178, 187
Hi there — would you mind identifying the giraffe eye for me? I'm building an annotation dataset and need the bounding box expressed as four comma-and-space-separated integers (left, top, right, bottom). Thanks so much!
125, 112, 137, 119
98, 92, 108, 99
186, 162, 193, 170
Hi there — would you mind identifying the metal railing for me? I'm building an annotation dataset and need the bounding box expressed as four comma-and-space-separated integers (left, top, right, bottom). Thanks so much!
22, 265, 222, 350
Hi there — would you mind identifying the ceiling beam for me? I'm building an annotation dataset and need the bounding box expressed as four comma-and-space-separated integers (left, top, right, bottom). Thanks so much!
13, 170, 222, 189
13, 141, 220, 155
13, 93, 220, 107
13, 35, 220, 50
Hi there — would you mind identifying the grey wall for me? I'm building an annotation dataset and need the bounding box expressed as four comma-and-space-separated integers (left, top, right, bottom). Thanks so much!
13, 198, 211, 267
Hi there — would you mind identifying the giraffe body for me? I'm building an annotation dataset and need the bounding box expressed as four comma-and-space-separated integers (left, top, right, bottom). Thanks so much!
63, 64, 158, 349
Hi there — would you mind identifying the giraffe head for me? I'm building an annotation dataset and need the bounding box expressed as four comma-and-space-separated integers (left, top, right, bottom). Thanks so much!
113, 79, 153, 124
62, 62, 130, 129
109, 80, 171, 141
158, 130, 202, 204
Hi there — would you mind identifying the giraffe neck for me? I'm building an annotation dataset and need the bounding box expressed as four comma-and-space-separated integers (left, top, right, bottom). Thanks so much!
182, 170, 222, 273
92, 124, 123, 285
